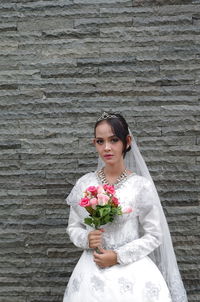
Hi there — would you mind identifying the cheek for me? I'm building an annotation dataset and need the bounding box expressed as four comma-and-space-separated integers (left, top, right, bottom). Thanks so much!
115, 143, 124, 154
95, 144, 103, 153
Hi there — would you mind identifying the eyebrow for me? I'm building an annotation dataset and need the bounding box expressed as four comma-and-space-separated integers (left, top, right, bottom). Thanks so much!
95, 135, 116, 139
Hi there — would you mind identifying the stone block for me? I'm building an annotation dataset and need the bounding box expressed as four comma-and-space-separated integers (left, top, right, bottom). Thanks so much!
42, 26, 100, 39
41, 66, 98, 79
100, 6, 154, 17
161, 105, 200, 116
74, 16, 132, 28
74, 0, 131, 4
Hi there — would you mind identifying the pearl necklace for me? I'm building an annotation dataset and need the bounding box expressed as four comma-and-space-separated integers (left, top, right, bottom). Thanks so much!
97, 168, 128, 186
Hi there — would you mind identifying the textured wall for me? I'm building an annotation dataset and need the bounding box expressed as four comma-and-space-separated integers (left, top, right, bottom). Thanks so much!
0, 0, 200, 302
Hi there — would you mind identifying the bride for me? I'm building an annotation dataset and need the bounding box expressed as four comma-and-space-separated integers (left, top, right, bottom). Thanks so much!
63, 112, 187, 302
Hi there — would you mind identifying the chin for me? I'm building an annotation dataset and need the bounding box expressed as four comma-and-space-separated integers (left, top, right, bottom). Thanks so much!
105, 160, 117, 166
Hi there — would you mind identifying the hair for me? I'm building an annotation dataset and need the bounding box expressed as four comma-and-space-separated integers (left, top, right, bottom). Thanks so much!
94, 113, 131, 158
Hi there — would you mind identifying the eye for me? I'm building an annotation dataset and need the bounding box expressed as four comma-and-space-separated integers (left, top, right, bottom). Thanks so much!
96, 139, 104, 145
111, 137, 119, 143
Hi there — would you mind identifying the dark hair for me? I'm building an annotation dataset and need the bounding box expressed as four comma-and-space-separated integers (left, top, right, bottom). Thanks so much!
94, 113, 131, 158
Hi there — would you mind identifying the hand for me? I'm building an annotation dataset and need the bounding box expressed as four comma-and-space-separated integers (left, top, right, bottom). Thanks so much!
93, 247, 118, 268
88, 229, 104, 249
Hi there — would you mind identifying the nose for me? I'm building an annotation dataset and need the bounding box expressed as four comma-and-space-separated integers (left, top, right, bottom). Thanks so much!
104, 141, 111, 151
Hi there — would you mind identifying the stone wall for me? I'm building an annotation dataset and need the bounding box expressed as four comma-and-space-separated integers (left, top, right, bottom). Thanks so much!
0, 1, 199, 301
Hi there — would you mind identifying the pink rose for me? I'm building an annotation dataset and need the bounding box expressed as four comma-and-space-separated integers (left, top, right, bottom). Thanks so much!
79, 197, 90, 207
90, 198, 98, 209
112, 196, 120, 206
123, 207, 133, 214
103, 184, 115, 195
97, 193, 109, 205
86, 186, 97, 195
97, 185, 105, 194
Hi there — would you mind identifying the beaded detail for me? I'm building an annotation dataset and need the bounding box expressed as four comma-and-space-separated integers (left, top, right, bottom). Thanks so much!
96, 168, 129, 187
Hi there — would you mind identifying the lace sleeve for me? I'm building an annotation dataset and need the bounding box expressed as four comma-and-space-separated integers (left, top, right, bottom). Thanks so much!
66, 206, 90, 250
114, 179, 163, 265
65, 174, 93, 249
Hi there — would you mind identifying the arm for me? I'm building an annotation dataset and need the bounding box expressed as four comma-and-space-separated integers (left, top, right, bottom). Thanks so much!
67, 206, 90, 249
67, 206, 105, 250
66, 175, 105, 250
66, 178, 91, 249
114, 180, 162, 265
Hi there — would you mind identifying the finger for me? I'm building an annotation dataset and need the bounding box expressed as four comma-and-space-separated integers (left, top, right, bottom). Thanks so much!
93, 257, 101, 265
93, 251, 100, 258
90, 240, 101, 247
89, 235, 102, 241
94, 230, 103, 235
93, 251, 103, 259
93, 255, 100, 262
90, 244, 101, 248
90, 238, 101, 243
93, 258, 104, 268
89, 233, 102, 240
97, 247, 106, 254
89, 230, 102, 238
89, 237, 102, 242
91, 237, 102, 242
89, 243, 100, 249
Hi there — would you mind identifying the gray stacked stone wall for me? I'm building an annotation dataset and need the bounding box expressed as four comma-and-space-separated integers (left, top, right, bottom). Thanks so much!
0, 0, 199, 301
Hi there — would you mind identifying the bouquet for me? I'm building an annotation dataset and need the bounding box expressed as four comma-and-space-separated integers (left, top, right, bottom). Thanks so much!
79, 184, 131, 229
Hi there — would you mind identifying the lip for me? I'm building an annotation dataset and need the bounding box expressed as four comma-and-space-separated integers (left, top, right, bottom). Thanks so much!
104, 154, 113, 158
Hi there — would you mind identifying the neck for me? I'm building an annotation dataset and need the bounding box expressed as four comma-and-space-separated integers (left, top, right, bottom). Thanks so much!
104, 161, 126, 177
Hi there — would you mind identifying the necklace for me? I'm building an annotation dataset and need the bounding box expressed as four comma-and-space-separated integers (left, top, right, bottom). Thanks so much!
97, 168, 128, 186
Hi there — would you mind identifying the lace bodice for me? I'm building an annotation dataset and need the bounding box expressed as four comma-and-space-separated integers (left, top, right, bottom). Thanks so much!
66, 172, 162, 265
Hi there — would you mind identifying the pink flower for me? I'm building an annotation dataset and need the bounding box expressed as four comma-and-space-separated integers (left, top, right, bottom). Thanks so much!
97, 193, 109, 205
97, 185, 105, 194
79, 197, 90, 207
103, 184, 115, 195
90, 198, 98, 209
123, 207, 133, 214
112, 196, 120, 206
86, 186, 97, 195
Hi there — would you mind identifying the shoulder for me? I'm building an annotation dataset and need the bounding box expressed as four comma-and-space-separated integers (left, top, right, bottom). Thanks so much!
126, 175, 158, 211
76, 172, 96, 186
66, 172, 96, 206
74, 172, 97, 192
129, 173, 152, 188
128, 174, 155, 197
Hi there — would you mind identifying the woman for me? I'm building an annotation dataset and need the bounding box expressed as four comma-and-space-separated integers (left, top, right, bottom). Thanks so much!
63, 112, 187, 302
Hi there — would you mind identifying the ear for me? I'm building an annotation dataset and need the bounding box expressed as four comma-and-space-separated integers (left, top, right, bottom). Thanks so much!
126, 135, 132, 149
92, 138, 96, 146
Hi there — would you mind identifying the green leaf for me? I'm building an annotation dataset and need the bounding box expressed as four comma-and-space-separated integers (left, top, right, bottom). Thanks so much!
84, 204, 123, 229
99, 207, 111, 217
93, 217, 101, 228
84, 217, 93, 227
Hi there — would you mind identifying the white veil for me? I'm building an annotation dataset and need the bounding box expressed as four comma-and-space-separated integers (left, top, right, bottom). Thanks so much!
97, 128, 188, 302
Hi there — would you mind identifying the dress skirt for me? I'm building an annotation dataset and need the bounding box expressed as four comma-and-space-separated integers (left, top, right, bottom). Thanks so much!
63, 249, 172, 302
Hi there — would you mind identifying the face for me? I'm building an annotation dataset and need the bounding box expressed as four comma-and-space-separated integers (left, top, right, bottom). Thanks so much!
94, 121, 124, 166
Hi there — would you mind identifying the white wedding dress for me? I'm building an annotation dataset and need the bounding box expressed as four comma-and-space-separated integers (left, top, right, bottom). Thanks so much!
63, 172, 172, 302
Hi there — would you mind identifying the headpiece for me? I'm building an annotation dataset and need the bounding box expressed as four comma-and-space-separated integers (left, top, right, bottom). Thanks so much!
97, 112, 118, 122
